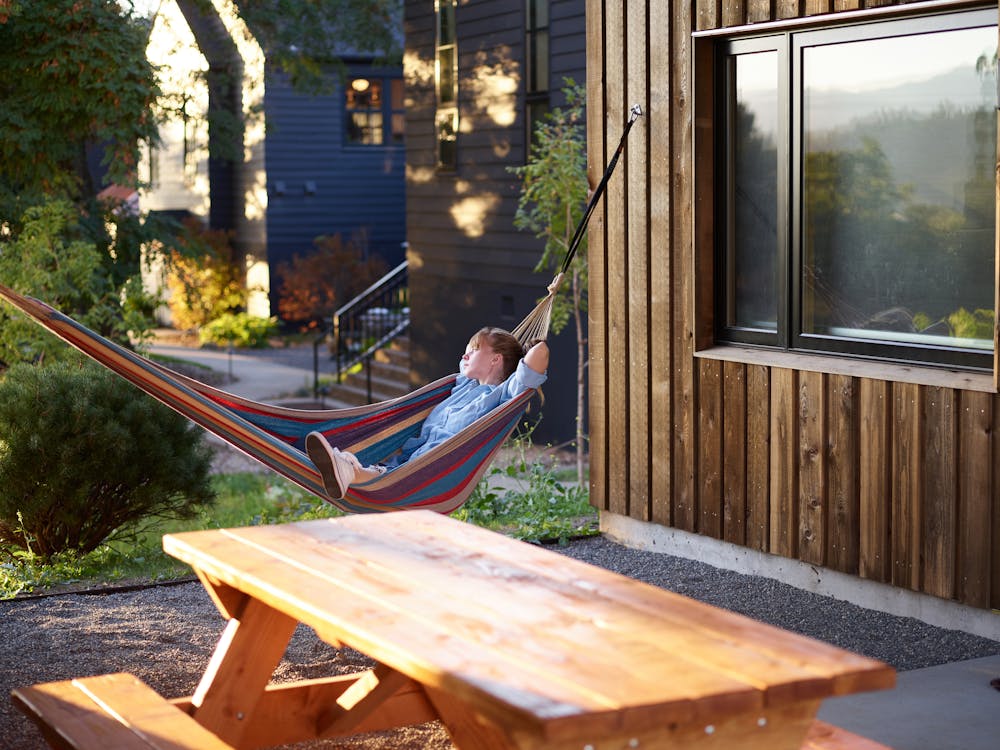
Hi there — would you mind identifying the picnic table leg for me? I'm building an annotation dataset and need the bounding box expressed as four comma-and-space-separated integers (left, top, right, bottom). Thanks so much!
188, 595, 298, 748
423, 686, 520, 750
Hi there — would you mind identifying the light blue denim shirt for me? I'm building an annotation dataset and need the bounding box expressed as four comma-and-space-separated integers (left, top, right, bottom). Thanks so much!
385, 359, 547, 468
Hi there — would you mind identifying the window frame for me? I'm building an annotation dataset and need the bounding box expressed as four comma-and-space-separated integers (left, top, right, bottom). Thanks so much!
343, 76, 405, 148
696, 2, 999, 375
435, 0, 459, 171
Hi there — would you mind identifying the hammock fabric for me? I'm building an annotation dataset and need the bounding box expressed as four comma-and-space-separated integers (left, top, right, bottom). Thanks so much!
0, 107, 642, 514
0, 284, 533, 514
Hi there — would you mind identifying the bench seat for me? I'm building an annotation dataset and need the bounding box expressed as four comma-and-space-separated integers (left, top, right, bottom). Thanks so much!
11, 673, 233, 750
805, 719, 893, 750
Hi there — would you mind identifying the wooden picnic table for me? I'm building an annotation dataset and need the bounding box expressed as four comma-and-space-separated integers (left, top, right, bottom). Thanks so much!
161, 511, 895, 749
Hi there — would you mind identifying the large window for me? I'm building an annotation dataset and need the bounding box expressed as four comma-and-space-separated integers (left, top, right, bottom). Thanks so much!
436, 0, 458, 170
714, 7, 997, 370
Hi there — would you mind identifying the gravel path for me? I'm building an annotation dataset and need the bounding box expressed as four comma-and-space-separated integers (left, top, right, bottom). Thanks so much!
2, 534, 999, 750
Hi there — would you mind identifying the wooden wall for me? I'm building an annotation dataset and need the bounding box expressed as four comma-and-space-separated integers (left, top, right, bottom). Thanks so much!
586, 0, 1000, 610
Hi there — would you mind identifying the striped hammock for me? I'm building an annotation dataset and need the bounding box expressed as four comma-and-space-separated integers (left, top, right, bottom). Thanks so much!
0, 284, 535, 514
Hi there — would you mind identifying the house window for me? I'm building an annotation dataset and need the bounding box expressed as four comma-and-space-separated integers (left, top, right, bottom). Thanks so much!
436, 0, 458, 170
711, 7, 997, 370
525, 0, 550, 154
345, 77, 405, 146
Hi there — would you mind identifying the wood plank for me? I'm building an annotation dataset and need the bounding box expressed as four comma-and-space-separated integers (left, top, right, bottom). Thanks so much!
174, 675, 437, 747
722, 0, 746, 27
798, 370, 826, 566
672, 0, 696, 532
189, 597, 298, 745
826, 374, 859, 574
747, 0, 773, 23
922, 387, 957, 600
699, 358, 724, 538
605, 0, 629, 517
586, 0, 608, 511
858, 379, 891, 582
832, 0, 863, 12
776, 0, 801, 19
803, 719, 893, 750
13, 674, 234, 750
649, 0, 674, 527
746, 364, 771, 551
696, 0, 720, 31
994, 391, 1000, 611
958, 390, 992, 608
770, 368, 798, 557
804, 0, 831, 16
891, 382, 923, 591
724, 360, 748, 545
627, 0, 651, 520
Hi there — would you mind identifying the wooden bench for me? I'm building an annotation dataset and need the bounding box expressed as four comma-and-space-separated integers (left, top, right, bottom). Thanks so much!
11, 673, 233, 750
12, 676, 893, 750
805, 719, 893, 750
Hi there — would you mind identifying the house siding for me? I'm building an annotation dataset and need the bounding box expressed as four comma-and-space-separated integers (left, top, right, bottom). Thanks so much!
264, 63, 407, 307
589, 0, 1000, 611
404, 0, 587, 443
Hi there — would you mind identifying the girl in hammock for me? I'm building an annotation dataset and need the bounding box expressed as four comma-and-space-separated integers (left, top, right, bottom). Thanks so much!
305, 327, 549, 500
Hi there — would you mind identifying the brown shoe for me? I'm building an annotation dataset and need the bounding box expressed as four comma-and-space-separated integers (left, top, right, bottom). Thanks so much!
306, 432, 355, 499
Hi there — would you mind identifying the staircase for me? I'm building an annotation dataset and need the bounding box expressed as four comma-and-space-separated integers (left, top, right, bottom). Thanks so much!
312, 261, 412, 406
325, 335, 412, 406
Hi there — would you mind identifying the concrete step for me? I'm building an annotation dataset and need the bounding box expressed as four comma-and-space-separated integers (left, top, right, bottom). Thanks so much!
324, 336, 412, 405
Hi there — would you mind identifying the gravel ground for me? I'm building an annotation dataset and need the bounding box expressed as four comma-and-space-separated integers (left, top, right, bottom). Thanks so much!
2, 534, 999, 750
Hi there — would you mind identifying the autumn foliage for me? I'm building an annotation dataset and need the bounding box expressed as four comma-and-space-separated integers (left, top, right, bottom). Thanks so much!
276, 234, 387, 330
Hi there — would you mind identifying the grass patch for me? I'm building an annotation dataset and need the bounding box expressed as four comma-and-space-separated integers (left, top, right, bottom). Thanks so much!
1, 457, 593, 599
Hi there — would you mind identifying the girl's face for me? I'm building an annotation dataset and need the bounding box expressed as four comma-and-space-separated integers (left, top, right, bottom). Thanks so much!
461, 339, 500, 383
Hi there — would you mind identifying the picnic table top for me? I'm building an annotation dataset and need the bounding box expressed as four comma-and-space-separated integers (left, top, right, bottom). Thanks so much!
163, 511, 895, 746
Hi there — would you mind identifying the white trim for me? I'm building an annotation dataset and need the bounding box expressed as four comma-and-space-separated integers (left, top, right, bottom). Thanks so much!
601, 511, 1000, 641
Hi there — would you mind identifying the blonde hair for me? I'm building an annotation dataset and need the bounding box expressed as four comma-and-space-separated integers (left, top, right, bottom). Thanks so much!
468, 327, 524, 381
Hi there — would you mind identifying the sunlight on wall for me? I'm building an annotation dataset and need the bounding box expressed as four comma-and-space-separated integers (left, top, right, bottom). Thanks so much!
245, 258, 270, 318
450, 194, 501, 238
213, 0, 268, 227
407, 165, 438, 184
465, 49, 519, 128
404, 52, 434, 89
140, 0, 210, 217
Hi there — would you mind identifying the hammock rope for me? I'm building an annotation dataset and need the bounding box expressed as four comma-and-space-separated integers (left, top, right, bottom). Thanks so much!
0, 106, 641, 513
511, 103, 643, 346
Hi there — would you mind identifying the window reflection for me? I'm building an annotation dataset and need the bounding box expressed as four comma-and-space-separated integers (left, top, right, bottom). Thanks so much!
801, 28, 997, 351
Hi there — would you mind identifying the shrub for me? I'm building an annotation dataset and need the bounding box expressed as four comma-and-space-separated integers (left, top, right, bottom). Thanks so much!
0, 360, 216, 560
200, 312, 278, 348
276, 233, 387, 330
165, 219, 246, 330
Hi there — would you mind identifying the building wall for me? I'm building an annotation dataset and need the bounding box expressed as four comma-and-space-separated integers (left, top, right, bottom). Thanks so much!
587, 0, 1000, 611
404, 0, 587, 444
263, 62, 407, 312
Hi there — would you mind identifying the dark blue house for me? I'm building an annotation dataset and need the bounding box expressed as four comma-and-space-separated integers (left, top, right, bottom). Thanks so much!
262, 62, 407, 310
141, 0, 405, 319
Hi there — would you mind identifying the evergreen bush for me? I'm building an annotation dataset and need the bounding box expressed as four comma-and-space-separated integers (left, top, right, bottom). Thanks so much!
0, 360, 216, 560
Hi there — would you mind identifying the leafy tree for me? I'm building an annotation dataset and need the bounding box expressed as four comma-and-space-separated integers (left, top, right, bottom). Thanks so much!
227, 0, 403, 93
0, 360, 215, 561
0, 0, 160, 214
0, 199, 159, 368
510, 81, 589, 483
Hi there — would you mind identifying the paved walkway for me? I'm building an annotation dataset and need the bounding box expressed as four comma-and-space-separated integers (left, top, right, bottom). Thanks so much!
149, 341, 327, 403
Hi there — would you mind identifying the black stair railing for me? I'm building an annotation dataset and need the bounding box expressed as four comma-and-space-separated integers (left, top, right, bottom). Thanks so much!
313, 261, 409, 402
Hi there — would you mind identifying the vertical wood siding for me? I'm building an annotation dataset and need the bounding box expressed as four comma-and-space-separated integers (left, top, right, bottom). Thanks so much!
588, 0, 1000, 610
